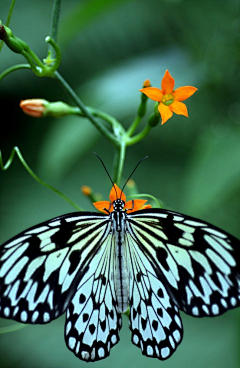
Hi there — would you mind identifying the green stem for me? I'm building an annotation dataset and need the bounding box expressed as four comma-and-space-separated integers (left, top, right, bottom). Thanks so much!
45, 36, 61, 73
0, 323, 26, 334
0, 0, 16, 52
49, 0, 61, 43
5, 0, 16, 27
126, 125, 152, 146
75, 106, 124, 135
113, 142, 126, 185
0, 147, 83, 211
127, 115, 141, 137
21, 44, 45, 70
0, 63, 31, 81
54, 71, 118, 144
127, 193, 163, 208
21, 50, 43, 76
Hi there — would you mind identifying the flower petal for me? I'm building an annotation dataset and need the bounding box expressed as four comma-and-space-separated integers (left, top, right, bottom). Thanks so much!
141, 204, 152, 210
125, 199, 149, 213
171, 100, 188, 117
161, 70, 175, 94
173, 86, 198, 102
139, 87, 163, 102
158, 103, 173, 124
93, 201, 112, 213
109, 184, 126, 203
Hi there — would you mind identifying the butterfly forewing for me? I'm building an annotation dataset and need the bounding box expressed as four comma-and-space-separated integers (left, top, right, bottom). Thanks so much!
127, 209, 240, 318
0, 212, 109, 324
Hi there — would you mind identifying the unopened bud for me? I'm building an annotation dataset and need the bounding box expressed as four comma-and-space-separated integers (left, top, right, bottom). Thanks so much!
142, 79, 151, 88
20, 99, 47, 117
20, 99, 79, 118
0, 22, 7, 40
148, 111, 160, 127
0, 21, 28, 53
81, 185, 92, 197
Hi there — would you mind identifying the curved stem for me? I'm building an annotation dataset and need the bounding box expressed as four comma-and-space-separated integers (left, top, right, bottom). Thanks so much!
22, 47, 45, 70
0, 63, 31, 81
126, 115, 141, 137
0, 147, 83, 211
75, 106, 124, 135
126, 125, 152, 146
0, 323, 26, 334
127, 193, 163, 208
21, 50, 43, 76
45, 36, 61, 73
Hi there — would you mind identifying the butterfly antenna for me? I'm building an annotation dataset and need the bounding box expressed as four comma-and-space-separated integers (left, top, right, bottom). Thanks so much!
93, 152, 118, 198
120, 156, 148, 199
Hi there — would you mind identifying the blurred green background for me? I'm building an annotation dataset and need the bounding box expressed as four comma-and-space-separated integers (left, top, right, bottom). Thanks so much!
1, 0, 240, 367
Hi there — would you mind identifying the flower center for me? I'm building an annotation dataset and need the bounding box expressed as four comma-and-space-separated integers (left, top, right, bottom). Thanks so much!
161, 93, 174, 106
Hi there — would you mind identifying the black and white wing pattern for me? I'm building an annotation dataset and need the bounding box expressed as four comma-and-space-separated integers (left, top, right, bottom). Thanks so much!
0, 212, 121, 361
1, 205, 240, 362
125, 226, 183, 360
65, 226, 121, 361
125, 208, 240, 359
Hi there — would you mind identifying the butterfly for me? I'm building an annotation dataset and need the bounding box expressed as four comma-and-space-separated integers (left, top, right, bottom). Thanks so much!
0, 183, 240, 362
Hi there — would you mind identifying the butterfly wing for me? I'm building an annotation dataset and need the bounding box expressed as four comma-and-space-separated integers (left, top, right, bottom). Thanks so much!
125, 208, 240, 360
125, 218, 183, 360
127, 209, 240, 318
65, 230, 121, 362
0, 212, 111, 324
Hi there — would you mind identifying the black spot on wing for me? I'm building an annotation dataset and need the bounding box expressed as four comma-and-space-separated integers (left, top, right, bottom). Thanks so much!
100, 320, 106, 332
80, 294, 86, 303
157, 288, 164, 298
141, 317, 147, 330
83, 313, 89, 322
89, 324, 96, 334
137, 272, 142, 282
68, 250, 81, 275
50, 220, 76, 249
156, 247, 169, 271
152, 320, 159, 331
157, 308, 163, 317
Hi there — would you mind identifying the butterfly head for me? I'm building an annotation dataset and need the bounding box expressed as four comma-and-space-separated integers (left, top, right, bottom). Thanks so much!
113, 198, 125, 211
93, 184, 151, 214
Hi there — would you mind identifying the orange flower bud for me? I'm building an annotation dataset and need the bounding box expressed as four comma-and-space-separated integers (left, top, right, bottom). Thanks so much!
143, 79, 151, 88
81, 185, 92, 197
126, 179, 135, 188
20, 99, 47, 117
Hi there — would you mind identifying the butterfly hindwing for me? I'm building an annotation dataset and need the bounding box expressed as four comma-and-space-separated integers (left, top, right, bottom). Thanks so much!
65, 231, 121, 362
127, 209, 240, 319
125, 225, 183, 359
0, 212, 109, 324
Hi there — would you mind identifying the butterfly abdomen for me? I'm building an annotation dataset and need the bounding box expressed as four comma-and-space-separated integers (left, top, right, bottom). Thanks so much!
113, 211, 129, 313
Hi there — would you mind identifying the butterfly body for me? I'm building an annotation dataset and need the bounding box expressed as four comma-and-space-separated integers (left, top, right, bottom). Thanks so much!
1, 191, 240, 362
113, 215, 129, 314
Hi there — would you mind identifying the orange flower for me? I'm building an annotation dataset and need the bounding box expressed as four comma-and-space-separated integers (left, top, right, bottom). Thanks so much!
93, 184, 151, 214
140, 70, 197, 125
